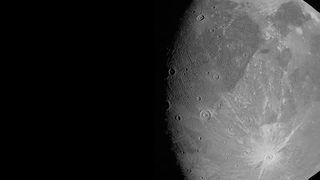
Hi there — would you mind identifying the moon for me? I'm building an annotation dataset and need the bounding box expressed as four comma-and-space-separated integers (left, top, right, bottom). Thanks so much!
166, 0, 320, 180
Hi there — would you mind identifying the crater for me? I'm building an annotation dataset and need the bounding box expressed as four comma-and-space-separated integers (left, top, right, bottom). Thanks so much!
200, 109, 212, 121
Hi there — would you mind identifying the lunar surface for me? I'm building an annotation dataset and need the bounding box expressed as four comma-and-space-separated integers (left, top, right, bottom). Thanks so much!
166, 0, 320, 180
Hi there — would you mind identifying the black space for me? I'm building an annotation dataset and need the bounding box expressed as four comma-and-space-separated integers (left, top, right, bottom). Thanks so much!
154, 0, 192, 180
306, 0, 320, 12
309, 171, 320, 180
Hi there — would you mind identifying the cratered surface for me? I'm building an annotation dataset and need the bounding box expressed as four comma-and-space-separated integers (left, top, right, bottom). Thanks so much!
167, 0, 320, 180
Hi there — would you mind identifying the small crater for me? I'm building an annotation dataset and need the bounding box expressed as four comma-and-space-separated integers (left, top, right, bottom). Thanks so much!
196, 14, 205, 21
212, 101, 223, 112
265, 154, 274, 161
200, 110, 211, 121
210, 28, 216, 33
168, 68, 176, 76
165, 100, 172, 110
175, 115, 182, 121
226, 127, 235, 136
207, 70, 221, 81
212, 73, 220, 80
